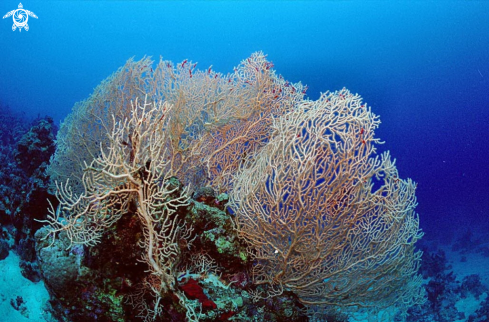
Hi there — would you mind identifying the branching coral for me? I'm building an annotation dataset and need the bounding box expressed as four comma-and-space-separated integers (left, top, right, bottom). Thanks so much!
41, 53, 425, 321
41, 99, 192, 319
48, 53, 304, 194
230, 89, 425, 317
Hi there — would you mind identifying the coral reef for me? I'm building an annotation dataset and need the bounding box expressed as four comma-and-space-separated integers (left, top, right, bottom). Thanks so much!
452, 229, 489, 259
468, 295, 489, 322
0, 102, 29, 222
35, 181, 307, 321
0, 102, 58, 282
1, 54, 488, 322
36, 53, 426, 320
399, 242, 489, 321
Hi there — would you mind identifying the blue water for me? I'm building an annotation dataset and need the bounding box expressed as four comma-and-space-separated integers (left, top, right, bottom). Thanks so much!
1, 1, 489, 320
3, 0, 486, 237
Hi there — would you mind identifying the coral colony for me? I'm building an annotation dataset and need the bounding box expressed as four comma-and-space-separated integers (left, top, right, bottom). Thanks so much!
4, 53, 428, 321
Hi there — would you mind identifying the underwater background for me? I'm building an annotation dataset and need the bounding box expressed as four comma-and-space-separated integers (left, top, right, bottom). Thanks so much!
0, 1, 488, 321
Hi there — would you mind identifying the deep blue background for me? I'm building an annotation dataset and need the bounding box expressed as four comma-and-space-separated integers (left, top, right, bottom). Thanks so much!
1, 1, 488, 239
